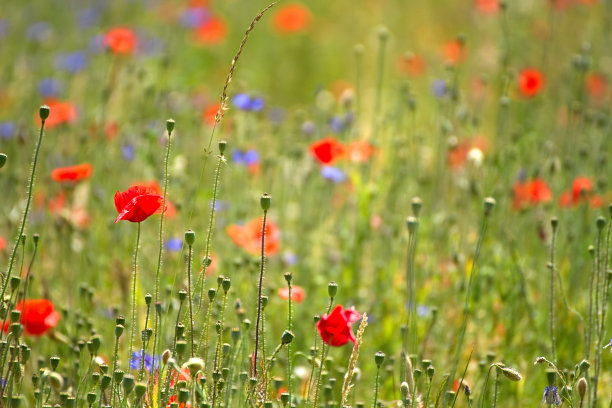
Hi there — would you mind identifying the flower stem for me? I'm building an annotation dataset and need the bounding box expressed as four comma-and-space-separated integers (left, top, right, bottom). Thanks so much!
253, 210, 268, 378
128, 222, 142, 369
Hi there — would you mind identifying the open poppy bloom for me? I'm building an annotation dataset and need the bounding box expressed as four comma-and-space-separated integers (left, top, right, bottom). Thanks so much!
226, 217, 280, 256
559, 177, 603, 208
518, 68, 544, 98
512, 178, 552, 210
309, 138, 346, 165
444, 39, 466, 65
475, 0, 499, 14
202, 102, 221, 126
114, 185, 164, 223
316, 304, 362, 346
37, 99, 77, 128
131, 180, 176, 218
3, 299, 60, 336
273, 3, 312, 34
194, 16, 227, 45
278, 285, 305, 303
51, 163, 93, 182
104, 27, 137, 54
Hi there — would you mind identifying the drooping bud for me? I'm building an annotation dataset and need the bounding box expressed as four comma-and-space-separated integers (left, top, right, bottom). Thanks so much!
281, 330, 294, 344
500, 366, 522, 382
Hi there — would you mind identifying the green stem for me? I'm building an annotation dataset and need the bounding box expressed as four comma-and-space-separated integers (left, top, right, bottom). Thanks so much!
128, 222, 142, 369
550, 221, 558, 364
253, 210, 268, 378
373, 366, 381, 408
187, 243, 195, 357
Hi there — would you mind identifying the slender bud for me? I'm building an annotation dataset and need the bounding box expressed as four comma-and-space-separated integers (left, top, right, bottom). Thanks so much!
596, 216, 606, 230
411, 197, 423, 217
260, 193, 271, 211
50, 356, 60, 370
222, 277, 231, 293
115, 325, 124, 338
162, 349, 171, 365
166, 119, 175, 133
218, 140, 227, 154
550, 217, 559, 230
208, 288, 217, 302
400, 381, 410, 399
328, 281, 338, 298
500, 366, 522, 382
178, 290, 187, 302
577, 377, 587, 399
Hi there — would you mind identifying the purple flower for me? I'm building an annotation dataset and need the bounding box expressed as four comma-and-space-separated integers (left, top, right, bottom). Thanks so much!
26, 22, 51, 42
301, 120, 316, 135
542, 386, 561, 406
0, 122, 15, 140
76, 7, 101, 29
250, 97, 265, 112
232, 93, 252, 110
432, 79, 447, 98
179, 6, 211, 28
121, 144, 135, 161
166, 238, 183, 252
329, 116, 345, 133
243, 150, 259, 166
321, 166, 346, 183
232, 149, 245, 164
283, 251, 298, 266
37, 78, 62, 98
130, 350, 160, 372
55, 51, 88, 73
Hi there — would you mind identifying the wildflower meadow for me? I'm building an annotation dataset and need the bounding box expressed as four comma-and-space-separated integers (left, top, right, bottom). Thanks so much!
2, 0, 612, 406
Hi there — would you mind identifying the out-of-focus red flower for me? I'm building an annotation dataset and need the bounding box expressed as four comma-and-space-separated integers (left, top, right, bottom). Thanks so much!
51, 163, 93, 183
278, 285, 305, 303
475, 0, 499, 14
105, 121, 119, 140
518, 68, 544, 98
131, 181, 177, 218
585, 73, 607, 101
226, 217, 280, 256
559, 177, 602, 208
309, 138, 346, 165
398, 53, 425, 76
512, 178, 552, 210
3, 299, 60, 336
572, 177, 592, 201
347, 140, 376, 163
114, 185, 163, 223
447, 136, 488, 170
0, 236, 5, 251
194, 17, 227, 45
202, 103, 221, 126
317, 305, 361, 346
37, 99, 77, 128
444, 40, 466, 65
104, 27, 137, 54
273, 4, 312, 34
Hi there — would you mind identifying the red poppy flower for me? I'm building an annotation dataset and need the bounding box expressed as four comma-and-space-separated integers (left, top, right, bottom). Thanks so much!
226, 217, 280, 256
518, 68, 544, 98
398, 53, 425, 76
273, 4, 312, 34
559, 177, 602, 208
114, 185, 164, 223
585, 73, 607, 100
572, 177, 593, 201
51, 163, 93, 183
309, 138, 346, 165
194, 17, 227, 45
347, 140, 376, 163
131, 181, 177, 218
3, 299, 60, 336
202, 103, 221, 126
36, 99, 77, 128
512, 178, 552, 210
104, 27, 137, 54
278, 285, 305, 303
0, 236, 5, 251
316, 304, 362, 347
444, 40, 466, 65
475, 0, 499, 14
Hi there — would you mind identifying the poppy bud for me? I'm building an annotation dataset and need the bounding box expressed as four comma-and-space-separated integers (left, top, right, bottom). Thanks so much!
284, 272, 292, 283
10, 276, 20, 292
374, 351, 385, 367
546, 369, 555, 386
208, 288, 216, 302
122, 374, 135, 395
50, 356, 60, 371
178, 290, 187, 302
166, 119, 175, 133
222, 343, 231, 355
176, 340, 187, 357
100, 374, 111, 391
86, 392, 97, 405
484, 197, 496, 216
242, 319, 251, 329
231, 327, 240, 343
186, 357, 204, 375
10, 310, 20, 323
144, 293, 152, 306
39, 105, 50, 121
203, 256, 212, 268
261, 296, 268, 308
281, 330, 294, 344
115, 325, 124, 338
33, 233, 39, 245
260, 193, 271, 211
328, 281, 338, 298
219, 140, 227, 154
550, 217, 559, 230
175, 323, 185, 338
596, 216, 606, 230
280, 392, 289, 405
113, 370, 124, 384
406, 216, 418, 233
222, 277, 231, 293
400, 381, 410, 399
185, 230, 195, 246
178, 388, 189, 403
0, 153, 6, 169
217, 275, 224, 286
116, 315, 125, 326
21, 346, 30, 363
426, 365, 435, 379
411, 197, 423, 217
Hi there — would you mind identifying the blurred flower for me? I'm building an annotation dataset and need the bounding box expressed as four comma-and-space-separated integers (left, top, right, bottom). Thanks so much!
202, 103, 220, 126
51, 163, 93, 183
166, 238, 183, 252
130, 350, 160, 372
559, 177, 602, 208
114, 185, 164, 223
329, 116, 345, 133
104, 27, 137, 54
278, 285, 305, 303
55, 51, 89, 73
398, 53, 425, 76
122, 144, 135, 161
321, 166, 346, 183
194, 16, 227, 45
268, 107, 286, 125
467, 147, 484, 167
542, 386, 561, 407
27, 22, 52, 42
0, 236, 4, 251
273, 3, 312, 34
3, 299, 60, 336
431, 79, 447, 98
518, 68, 544, 98
475, 0, 499, 14
232, 94, 265, 111
283, 251, 298, 266
585, 72, 607, 101
37, 78, 63, 98
316, 305, 362, 346
309, 138, 346, 165
444, 39, 466, 64
0, 122, 15, 140
347, 140, 376, 163
179, 6, 211, 28
226, 217, 280, 256
447, 136, 487, 169
301, 120, 316, 135
512, 178, 552, 210
37, 99, 77, 128
76, 7, 101, 29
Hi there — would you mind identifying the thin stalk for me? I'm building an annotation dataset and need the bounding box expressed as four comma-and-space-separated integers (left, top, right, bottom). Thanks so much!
372, 365, 381, 408
287, 279, 293, 404
253, 210, 268, 378
550, 220, 558, 363
187, 242, 195, 357
128, 222, 142, 369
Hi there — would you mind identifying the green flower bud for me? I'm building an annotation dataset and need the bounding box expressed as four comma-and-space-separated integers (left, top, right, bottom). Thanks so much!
39, 105, 50, 121
281, 330, 294, 344
328, 281, 338, 298
166, 119, 175, 133
185, 230, 195, 246
218, 140, 227, 154
260, 193, 271, 211
374, 351, 386, 367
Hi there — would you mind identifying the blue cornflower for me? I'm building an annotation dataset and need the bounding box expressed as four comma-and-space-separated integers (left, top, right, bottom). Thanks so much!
250, 97, 265, 112
321, 166, 346, 183
232, 149, 245, 164
130, 350, 160, 372
283, 251, 298, 266
37, 78, 62, 98
232, 93, 252, 110
431, 79, 447, 98
211, 200, 227, 212
542, 386, 561, 407
55, 51, 88, 73
0, 122, 16, 140
243, 150, 259, 166
417, 304, 430, 317
179, 7, 211, 28
329, 116, 345, 133
121, 144, 135, 161
166, 238, 183, 252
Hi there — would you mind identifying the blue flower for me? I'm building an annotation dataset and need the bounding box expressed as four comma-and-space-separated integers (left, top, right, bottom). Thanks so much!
321, 166, 346, 183
130, 350, 160, 372
121, 144, 135, 161
37, 78, 62, 98
179, 7, 211, 28
283, 251, 298, 266
232, 93, 252, 110
250, 97, 265, 112
166, 238, 183, 252
26, 22, 51, 42
431, 79, 447, 98
0, 122, 16, 140
55, 51, 88, 73
542, 386, 561, 407
417, 304, 430, 317
243, 150, 259, 166
232, 149, 245, 164
76, 7, 101, 29
329, 116, 345, 133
